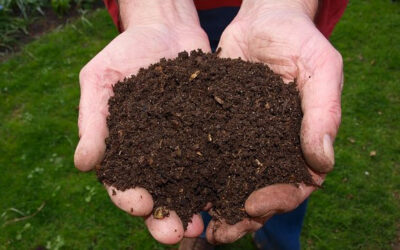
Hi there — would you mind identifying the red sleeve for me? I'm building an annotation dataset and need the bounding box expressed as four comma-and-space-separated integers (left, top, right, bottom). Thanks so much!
103, 0, 347, 39
103, 0, 122, 33
315, 0, 348, 38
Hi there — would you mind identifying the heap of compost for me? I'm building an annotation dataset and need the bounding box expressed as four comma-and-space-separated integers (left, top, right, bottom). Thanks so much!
97, 50, 315, 229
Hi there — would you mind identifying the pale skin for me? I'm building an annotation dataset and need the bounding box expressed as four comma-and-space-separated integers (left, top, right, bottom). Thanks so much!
74, 0, 343, 245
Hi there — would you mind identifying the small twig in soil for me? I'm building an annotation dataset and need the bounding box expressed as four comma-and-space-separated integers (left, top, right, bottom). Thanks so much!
189, 70, 200, 81
154, 206, 170, 219
213, 96, 224, 105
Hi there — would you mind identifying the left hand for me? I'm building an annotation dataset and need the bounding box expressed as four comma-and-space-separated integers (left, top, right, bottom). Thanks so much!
206, 0, 343, 244
74, 0, 211, 244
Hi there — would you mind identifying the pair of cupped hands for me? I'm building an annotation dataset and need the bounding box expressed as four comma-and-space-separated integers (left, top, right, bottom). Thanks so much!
74, 0, 343, 245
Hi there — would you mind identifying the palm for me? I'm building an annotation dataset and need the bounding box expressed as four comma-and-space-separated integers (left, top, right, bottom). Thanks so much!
75, 25, 211, 244
80, 25, 210, 91
220, 14, 337, 83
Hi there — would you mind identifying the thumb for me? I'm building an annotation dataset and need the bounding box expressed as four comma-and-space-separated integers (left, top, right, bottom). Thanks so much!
300, 46, 343, 173
74, 64, 120, 171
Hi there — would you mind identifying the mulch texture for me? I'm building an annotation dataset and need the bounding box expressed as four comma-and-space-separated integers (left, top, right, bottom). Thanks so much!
97, 50, 315, 229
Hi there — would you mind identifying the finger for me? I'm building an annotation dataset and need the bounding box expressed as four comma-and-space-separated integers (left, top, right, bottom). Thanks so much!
300, 45, 343, 173
145, 211, 184, 245
74, 111, 108, 172
206, 218, 263, 244
245, 170, 324, 217
245, 184, 308, 217
106, 186, 153, 216
184, 214, 204, 238
108, 185, 202, 241
74, 63, 123, 171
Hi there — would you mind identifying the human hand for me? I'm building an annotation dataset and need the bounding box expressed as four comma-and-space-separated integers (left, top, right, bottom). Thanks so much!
74, 1, 211, 244
206, 0, 343, 243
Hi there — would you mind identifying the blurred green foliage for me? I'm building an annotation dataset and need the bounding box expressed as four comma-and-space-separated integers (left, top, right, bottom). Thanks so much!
0, 0, 98, 55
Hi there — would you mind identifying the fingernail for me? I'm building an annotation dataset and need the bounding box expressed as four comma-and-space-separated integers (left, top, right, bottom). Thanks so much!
323, 134, 335, 168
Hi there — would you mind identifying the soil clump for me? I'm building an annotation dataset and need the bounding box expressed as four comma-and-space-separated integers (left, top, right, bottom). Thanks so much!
97, 50, 315, 229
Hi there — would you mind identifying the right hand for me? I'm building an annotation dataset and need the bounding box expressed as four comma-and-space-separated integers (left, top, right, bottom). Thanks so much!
74, 1, 211, 244
205, 0, 342, 244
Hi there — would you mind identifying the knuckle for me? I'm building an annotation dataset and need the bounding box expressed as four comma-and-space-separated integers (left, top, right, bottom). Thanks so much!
79, 63, 96, 87
332, 48, 343, 68
79, 65, 90, 82
79, 67, 89, 87
318, 42, 343, 70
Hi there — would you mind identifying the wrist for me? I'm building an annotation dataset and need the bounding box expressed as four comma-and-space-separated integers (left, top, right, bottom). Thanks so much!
118, 0, 202, 31
239, 0, 318, 21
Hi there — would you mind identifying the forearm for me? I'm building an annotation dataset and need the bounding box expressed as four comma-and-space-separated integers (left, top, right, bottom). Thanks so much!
238, 0, 318, 21
118, 0, 201, 30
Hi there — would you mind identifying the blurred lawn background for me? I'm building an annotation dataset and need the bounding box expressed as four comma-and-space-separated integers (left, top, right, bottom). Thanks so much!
0, 0, 399, 249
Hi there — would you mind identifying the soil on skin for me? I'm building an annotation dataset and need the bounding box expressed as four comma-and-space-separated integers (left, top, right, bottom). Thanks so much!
97, 50, 315, 229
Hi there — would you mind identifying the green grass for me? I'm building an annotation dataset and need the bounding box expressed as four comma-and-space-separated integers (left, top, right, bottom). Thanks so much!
0, 1, 399, 249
